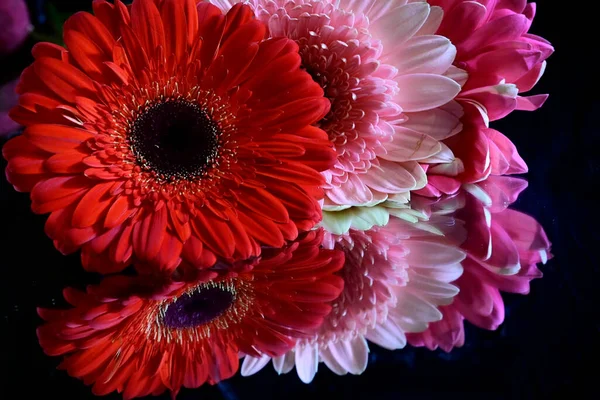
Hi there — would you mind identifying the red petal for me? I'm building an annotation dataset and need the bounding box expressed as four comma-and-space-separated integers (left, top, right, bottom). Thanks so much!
104, 195, 136, 229
45, 151, 87, 173
237, 187, 289, 224
131, 0, 166, 58
34, 57, 96, 103
192, 210, 235, 258
160, 0, 187, 64
237, 211, 284, 248
25, 124, 94, 153
72, 181, 115, 228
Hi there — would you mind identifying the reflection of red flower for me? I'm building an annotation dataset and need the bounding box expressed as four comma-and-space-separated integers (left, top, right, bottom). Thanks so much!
37, 229, 344, 398
408, 177, 552, 351
3, 0, 334, 274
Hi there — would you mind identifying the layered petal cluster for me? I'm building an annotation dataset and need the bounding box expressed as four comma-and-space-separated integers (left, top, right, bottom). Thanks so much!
3, 0, 336, 274
240, 216, 465, 382
408, 176, 552, 351
416, 0, 554, 197
212, 0, 462, 213
37, 229, 345, 398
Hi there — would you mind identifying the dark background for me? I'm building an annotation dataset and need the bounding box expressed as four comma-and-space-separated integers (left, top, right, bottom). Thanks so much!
1, 1, 597, 399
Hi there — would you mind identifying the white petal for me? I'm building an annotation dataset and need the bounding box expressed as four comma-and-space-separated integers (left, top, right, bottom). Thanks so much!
393, 35, 456, 76
350, 206, 390, 231
420, 142, 454, 164
273, 352, 296, 375
393, 291, 443, 326
362, 160, 419, 193
405, 240, 466, 267
416, 5, 443, 35
295, 344, 319, 384
396, 74, 461, 112
406, 272, 460, 304
376, 2, 431, 52
412, 262, 464, 283
320, 346, 349, 376
366, 319, 407, 350
404, 107, 462, 141
241, 355, 271, 376
463, 183, 493, 207
326, 174, 374, 206
428, 157, 465, 175
445, 66, 469, 87
321, 210, 354, 235
382, 127, 441, 162
327, 336, 369, 375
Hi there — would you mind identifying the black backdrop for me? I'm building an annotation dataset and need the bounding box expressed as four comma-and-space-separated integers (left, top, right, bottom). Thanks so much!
1, 1, 597, 398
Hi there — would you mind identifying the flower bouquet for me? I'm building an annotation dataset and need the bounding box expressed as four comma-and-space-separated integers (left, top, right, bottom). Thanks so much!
1, 0, 553, 398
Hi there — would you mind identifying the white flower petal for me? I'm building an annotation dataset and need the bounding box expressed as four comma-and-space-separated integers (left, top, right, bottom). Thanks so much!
241, 355, 271, 377
393, 35, 456, 76
295, 344, 319, 384
396, 74, 461, 112
366, 318, 407, 350
327, 336, 369, 375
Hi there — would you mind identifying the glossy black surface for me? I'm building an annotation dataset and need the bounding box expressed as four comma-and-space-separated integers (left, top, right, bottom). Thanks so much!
1, 1, 596, 399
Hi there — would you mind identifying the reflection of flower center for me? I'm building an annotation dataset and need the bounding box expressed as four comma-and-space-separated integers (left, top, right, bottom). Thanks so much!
162, 282, 236, 329
128, 99, 221, 181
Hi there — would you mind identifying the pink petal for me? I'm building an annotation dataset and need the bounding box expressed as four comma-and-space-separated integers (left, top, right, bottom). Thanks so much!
395, 74, 461, 112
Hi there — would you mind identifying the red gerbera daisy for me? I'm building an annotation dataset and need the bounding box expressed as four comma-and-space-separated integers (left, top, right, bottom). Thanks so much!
37, 229, 344, 398
3, 0, 334, 273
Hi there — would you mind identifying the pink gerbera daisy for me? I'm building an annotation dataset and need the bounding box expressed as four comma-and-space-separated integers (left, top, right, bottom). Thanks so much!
415, 0, 554, 197
239, 215, 465, 382
408, 176, 552, 351
212, 0, 462, 216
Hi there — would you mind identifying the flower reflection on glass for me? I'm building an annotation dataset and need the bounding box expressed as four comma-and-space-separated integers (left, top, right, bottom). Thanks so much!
408, 177, 552, 351
242, 215, 466, 382
0, 0, 555, 396
37, 230, 344, 398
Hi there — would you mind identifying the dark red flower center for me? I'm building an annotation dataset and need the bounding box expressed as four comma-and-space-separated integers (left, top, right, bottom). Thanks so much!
162, 283, 235, 329
128, 99, 221, 180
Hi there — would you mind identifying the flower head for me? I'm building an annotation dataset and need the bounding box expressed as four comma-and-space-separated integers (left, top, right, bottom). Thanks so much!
37, 229, 344, 398
212, 0, 462, 214
408, 176, 552, 351
241, 215, 465, 382
416, 0, 554, 197
3, 0, 336, 273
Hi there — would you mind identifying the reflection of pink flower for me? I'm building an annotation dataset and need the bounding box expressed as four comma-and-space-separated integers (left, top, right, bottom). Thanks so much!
416, 0, 554, 197
0, 79, 20, 137
241, 216, 465, 382
408, 176, 552, 351
0, 0, 31, 55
